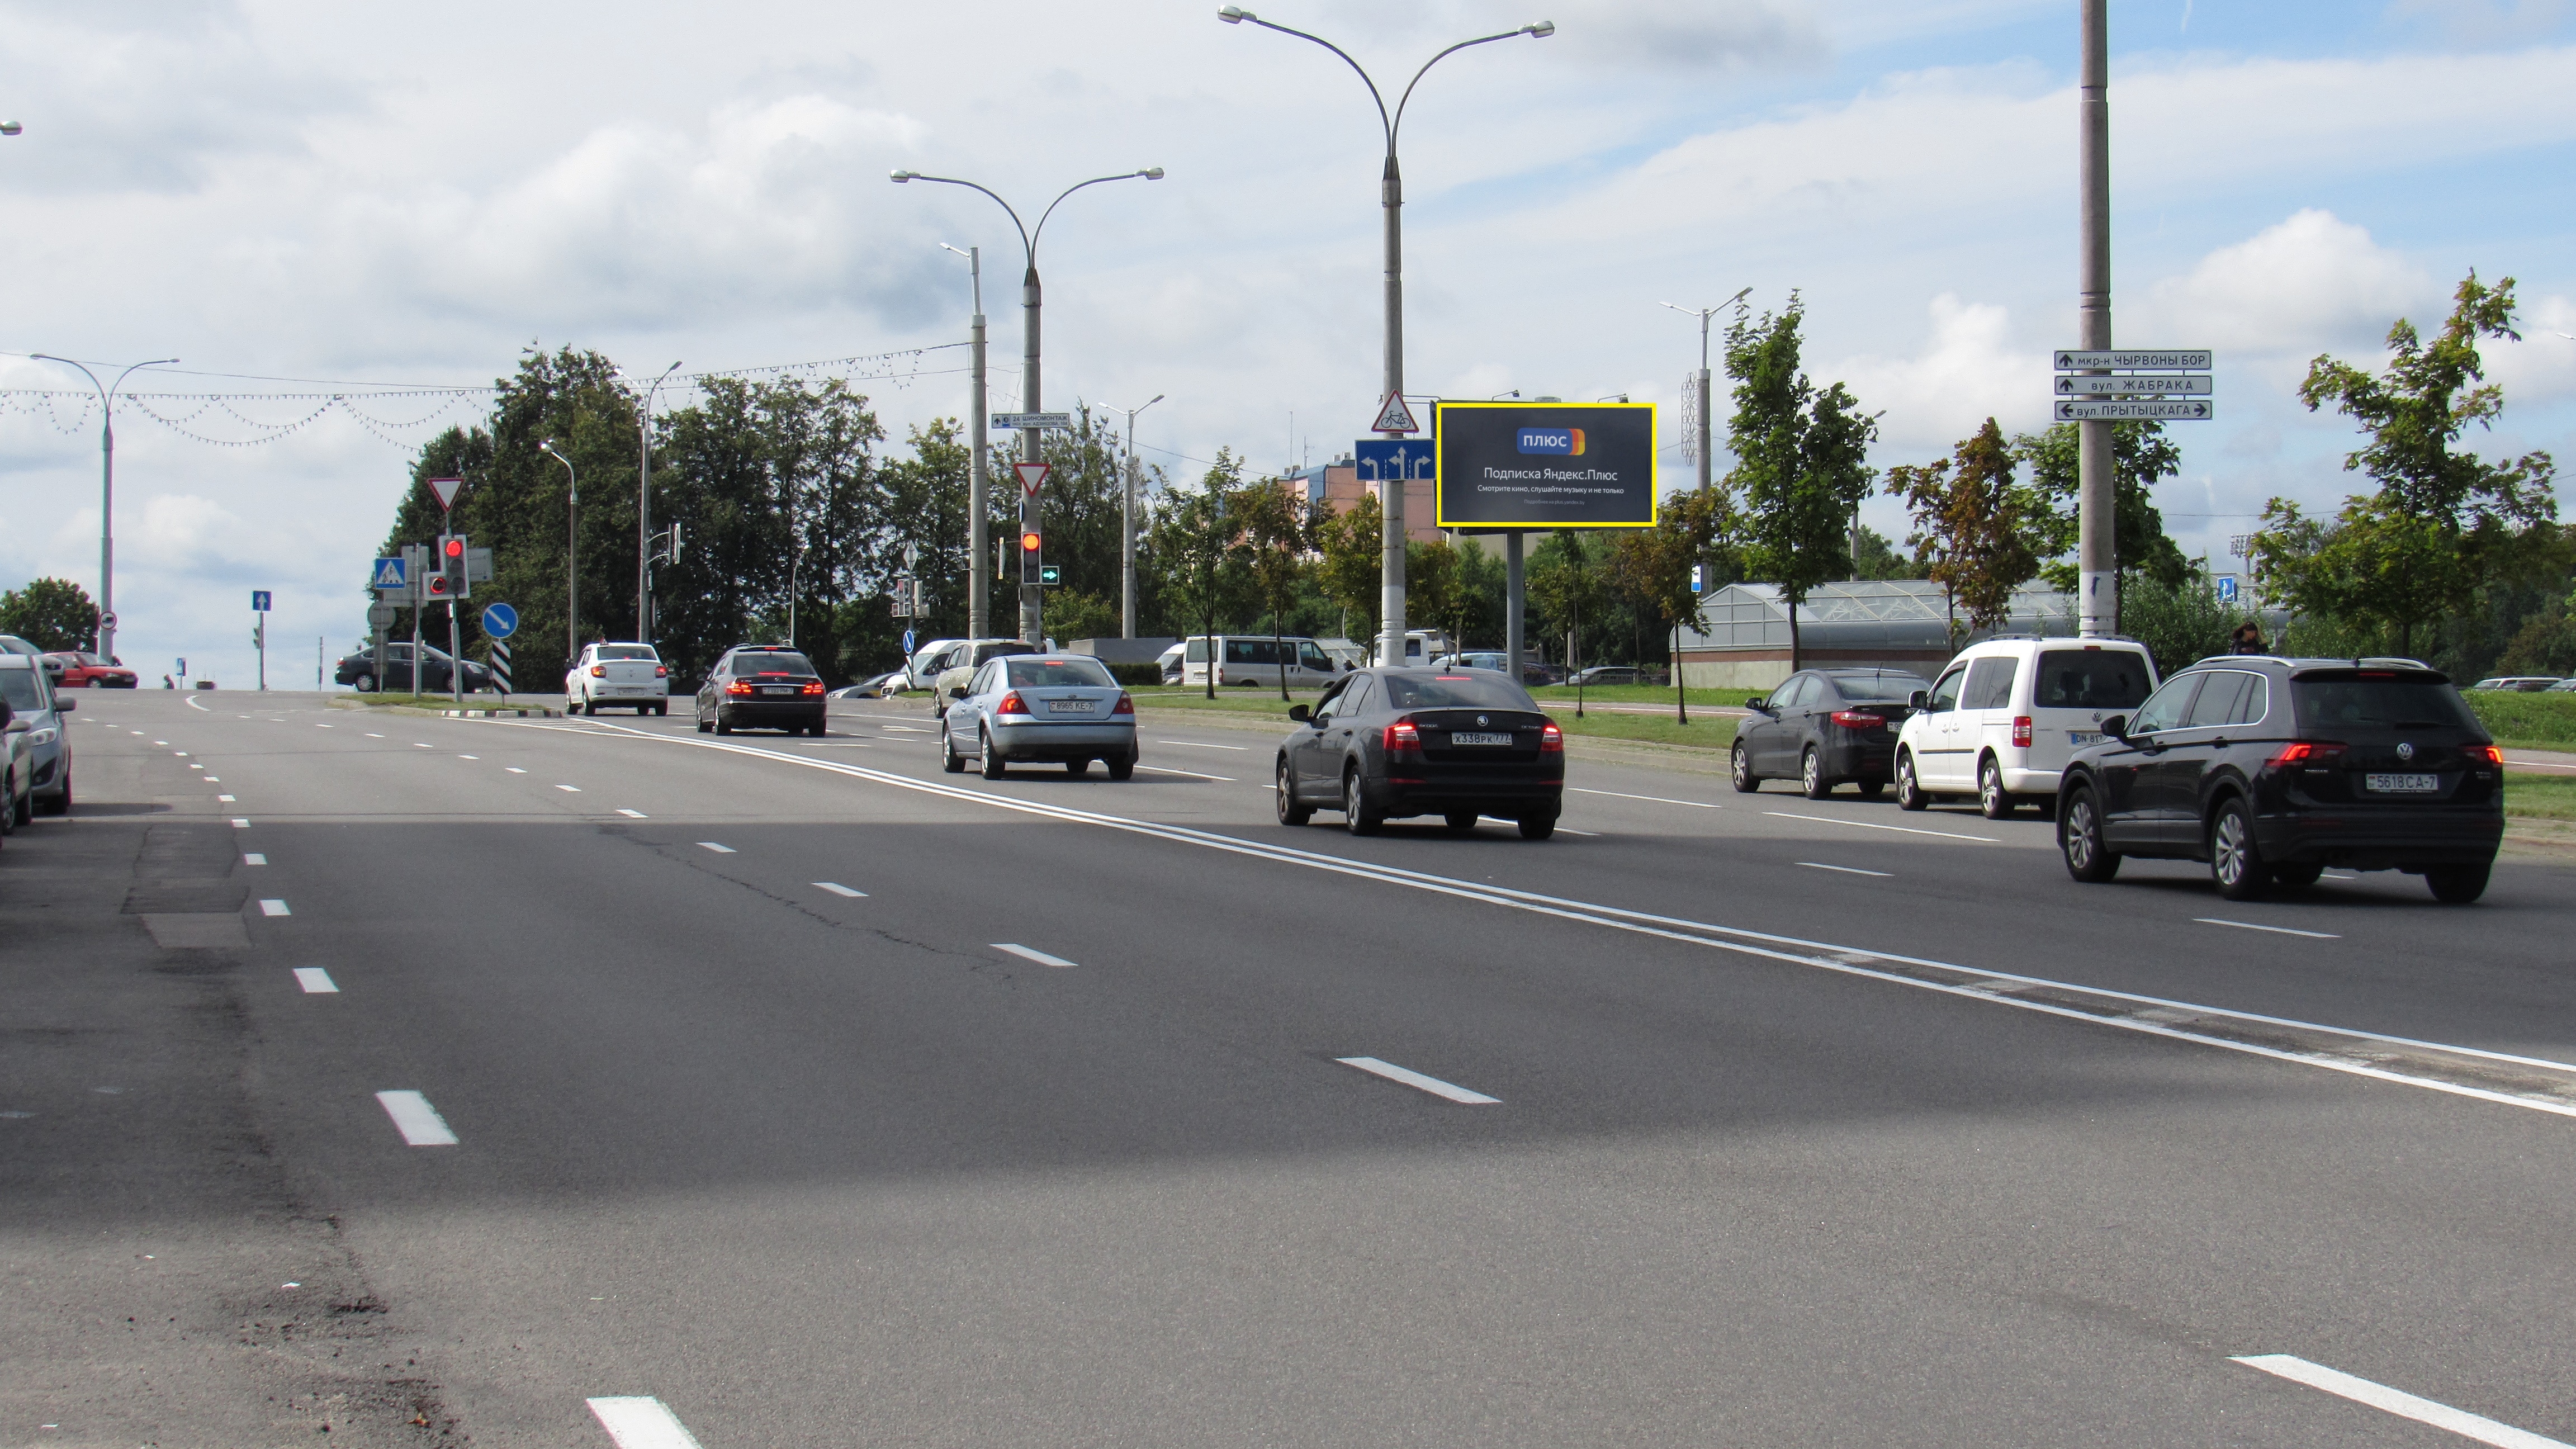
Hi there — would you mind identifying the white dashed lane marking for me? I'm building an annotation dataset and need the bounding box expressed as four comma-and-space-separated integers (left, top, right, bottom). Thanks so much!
587, 1396, 707, 1449
506, 767, 527, 774
293, 968, 338, 993
2196, 917, 2340, 940
231, 818, 250, 828
218, 794, 236, 802
375, 1091, 458, 1147
1762, 811, 1999, 844
697, 842, 735, 854
992, 943, 1075, 968
1571, 787, 1720, 808
1336, 1057, 1501, 1105
556, 784, 581, 792
813, 882, 866, 898
243, 854, 266, 865
617, 809, 647, 818
1136, 765, 1236, 782
1798, 861, 1892, 878
259, 899, 291, 917
1155, 739, 1248, 750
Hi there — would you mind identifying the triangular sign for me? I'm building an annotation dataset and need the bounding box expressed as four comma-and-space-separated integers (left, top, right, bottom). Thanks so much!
1015, 462, 1052, 498
1372, 393, 1419, 434
427, 476, 464, 510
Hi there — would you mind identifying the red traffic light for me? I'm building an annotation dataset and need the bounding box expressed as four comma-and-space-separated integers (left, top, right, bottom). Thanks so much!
443, 537, 465, 560
1019, 531, 1041, 552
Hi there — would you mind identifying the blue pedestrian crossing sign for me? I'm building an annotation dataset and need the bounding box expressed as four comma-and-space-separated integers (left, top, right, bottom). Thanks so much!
2217, 575, 2239, 604
480, 602, 519, 640
371, 556, 407, 590
251, 590, 272, 612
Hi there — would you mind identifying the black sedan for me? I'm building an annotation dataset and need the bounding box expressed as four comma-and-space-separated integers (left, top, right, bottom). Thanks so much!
2057, 658, 2504, 902
1275, 667, 1564, 838
1731, 668, 1929, 798
334, 642, 495, 694
695, 645, 827, 736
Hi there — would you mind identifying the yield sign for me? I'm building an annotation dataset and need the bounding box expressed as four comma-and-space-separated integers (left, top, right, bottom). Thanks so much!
1371, 392, 1419, 434
426, 476, 464, 511
1015, 462, 1052, 498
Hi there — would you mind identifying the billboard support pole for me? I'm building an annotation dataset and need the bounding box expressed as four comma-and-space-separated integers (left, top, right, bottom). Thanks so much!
1504, 532, 1524, 681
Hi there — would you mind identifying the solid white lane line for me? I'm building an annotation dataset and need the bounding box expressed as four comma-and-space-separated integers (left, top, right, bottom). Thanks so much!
243, 853, 266, 865
992, 943, 1075, 968
1571, 786, 1720, 808
587, 1396, 707, 1449
293, 968, 338, 993
1763, 811, 2000, 843
1135, 765, 1237, 781
1154, 739, 1248, 750
813, 882, 867, 897
259, 899, 291, 916
2196, 917, 2341, 940
556, 784, 581, 792
1799, 861, 1892, 877
2230, 1355, 2569, 1449
1337, 1057, 1501, 1105
375, 1090, 458, 1146
696, 842, 735, 853
2504, 756, 2576, 772
231, 818, 250, 828
617, 809, 647, 818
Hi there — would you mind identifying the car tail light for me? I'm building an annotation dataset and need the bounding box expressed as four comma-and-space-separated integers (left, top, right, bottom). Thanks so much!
1112, 692, 1134, 716
2011, 715, 2033, 747
1831, 709, 1884, 730
1540, 721, 1564, 752
2470, 744, 2503, 765
589, 665, 606, 677
1383, 719, 1420, 754
997, 691, 1029, 716
655, 665, 669, 678
724, 679, 756, 696
2270, 740, 2347, 768
801, 680, 825, 695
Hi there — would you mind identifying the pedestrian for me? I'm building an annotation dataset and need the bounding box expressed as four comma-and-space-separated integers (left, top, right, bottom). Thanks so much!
2229, 621, 2267, 655
161, 674, 174, 689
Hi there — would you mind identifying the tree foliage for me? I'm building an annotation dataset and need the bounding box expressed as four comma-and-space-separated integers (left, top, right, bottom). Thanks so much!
1723, 292, 1879, 669
1149, 449, 1256, 698
2008, 420, 2189, 593
0, 577, 100, 653
1310, 491, 1383, 645
1890, 418, 2038, 639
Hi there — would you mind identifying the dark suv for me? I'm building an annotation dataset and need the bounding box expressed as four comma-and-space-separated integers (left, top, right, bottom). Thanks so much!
2056, 657, 2504, 903
694, 645, 827, 736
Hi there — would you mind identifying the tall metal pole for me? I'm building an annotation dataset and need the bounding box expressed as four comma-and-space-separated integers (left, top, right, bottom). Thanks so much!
542, 441, 577, 665
2077, 0, 2115, 637
635, 361, 680, 643
32, 355, 177, 665
1660, 290, 1745, 495
1504, 532, 1524, 679
1114, 394, 1163, 639
944, 243, 991, 642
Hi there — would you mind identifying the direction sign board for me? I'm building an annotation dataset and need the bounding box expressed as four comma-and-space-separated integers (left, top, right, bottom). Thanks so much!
251, 590, 272, 612
2054, 373, 2213, 396
1353, 438, 1436, 484
1014, 461, 1052, 497
991, 411, 1073, 430
1372, 392, 1420, 434
426, 476, 464, 510
2055, 399, 2214, 422
2054, 349, 2212, 371
371, 557, 408, 590
480, 602, 519, 640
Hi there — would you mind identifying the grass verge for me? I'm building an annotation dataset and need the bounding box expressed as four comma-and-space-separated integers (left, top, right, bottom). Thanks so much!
1128, 686, 1738, 751
2463, 690, 2576, 747
2504, 773, 2576, 822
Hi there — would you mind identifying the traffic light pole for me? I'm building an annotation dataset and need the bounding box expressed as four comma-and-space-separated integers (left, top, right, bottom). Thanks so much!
450, 600, 464, 705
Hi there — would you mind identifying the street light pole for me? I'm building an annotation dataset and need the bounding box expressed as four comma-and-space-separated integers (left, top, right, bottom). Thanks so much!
632, 361, 681, 643
892, 165, 1166, 645
1219, 7, 1554, 667
2077, 0, 2115, 637
941, 243, 991, 641
540, 440, 577, 662
1112, 394, 1164, 639
1660, 287, 1750, 494
33, 354, 179, 666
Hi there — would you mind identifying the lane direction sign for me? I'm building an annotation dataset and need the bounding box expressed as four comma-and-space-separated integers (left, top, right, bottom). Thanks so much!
1014, 461, 1052, 497
1353, 438, 1436, 483
480, 602, 518, 639
250, 590, 272, 612
2055, 399, 2213, 422
2054, 373, 2213, 396
992, 411, 1073, 430
2054, 349, 2212, 371
1372, 392, 1421, 434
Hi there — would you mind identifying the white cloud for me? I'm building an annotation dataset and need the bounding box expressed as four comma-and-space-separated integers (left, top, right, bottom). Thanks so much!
2134, 209, 2437, 358
1824, 294, 2051, 458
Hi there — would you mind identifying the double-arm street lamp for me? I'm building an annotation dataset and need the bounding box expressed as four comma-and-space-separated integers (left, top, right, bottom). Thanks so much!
892, 165, 1164, 645
1659, 287, 1750, 493
1109, 394, 1164, 639
626, 361, 682, 643
32, 354, 179, 665
1217, 7, 1552, 667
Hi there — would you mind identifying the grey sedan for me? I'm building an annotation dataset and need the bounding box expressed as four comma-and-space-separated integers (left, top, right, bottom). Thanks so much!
940, 654, 1138, 779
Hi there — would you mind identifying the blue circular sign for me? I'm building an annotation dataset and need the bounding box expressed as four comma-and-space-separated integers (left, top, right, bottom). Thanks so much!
480, 602, 519, 639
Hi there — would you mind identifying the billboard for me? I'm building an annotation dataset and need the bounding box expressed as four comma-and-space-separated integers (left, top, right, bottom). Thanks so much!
1433, 401, 1658, 529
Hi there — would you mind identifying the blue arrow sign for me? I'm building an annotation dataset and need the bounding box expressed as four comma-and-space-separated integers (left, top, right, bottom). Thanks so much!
371, 556, 407, 590
480, 602, 519, 639
1354, 438, 1436, 483
901, 628, 916, 655
251, 590, 272, 612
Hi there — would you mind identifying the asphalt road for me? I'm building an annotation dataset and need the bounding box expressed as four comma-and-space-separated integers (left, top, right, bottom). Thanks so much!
7, 689, 2575, 1448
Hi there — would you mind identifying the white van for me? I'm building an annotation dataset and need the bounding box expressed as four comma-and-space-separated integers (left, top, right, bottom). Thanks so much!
1181, 635, 1347, 688
1895, 636, 2160, 818
1371, 629, 1456, 668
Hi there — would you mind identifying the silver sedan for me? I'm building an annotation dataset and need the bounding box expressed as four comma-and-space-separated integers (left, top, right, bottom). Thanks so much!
940, 654, 1138, 779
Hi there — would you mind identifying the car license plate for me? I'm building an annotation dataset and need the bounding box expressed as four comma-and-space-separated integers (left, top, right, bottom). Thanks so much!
2067, 730, 2105, 746
2366, 773, 2439, 793
1046, 700, 1096, 716
1451, 731, 1512, 746
763, 685, 796, 695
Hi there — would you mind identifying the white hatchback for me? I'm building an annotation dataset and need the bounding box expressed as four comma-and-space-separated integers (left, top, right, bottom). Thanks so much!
1895, 637, 2158, 818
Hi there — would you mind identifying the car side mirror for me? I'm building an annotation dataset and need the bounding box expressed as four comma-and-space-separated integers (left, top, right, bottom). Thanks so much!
1287, 704, 1311, 723
948, 685, 968, 700
2103, 714, 2129, 741
55, 698, 74, 712
1908, 690, 1928, 709
1745, 697, 1768, 713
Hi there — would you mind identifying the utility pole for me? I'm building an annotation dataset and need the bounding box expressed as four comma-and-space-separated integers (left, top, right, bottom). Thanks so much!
541, 440, 577, 664
2077, 0, 2115, 637
634, 362, 681, 643
1114, 394, 1164, 638
943, 244, 992, 641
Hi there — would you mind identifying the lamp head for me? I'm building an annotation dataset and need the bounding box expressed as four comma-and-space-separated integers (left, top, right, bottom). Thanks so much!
1141, 167, 1165, 180
889, 169, 916, 182
1218, 6, 1249, 21
0, 122, 21, 137
1525, 21, 1555, 37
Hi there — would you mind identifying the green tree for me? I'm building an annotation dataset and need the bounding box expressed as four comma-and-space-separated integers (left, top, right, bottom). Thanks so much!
1311, 493, 1382, 644
1235, 477, 1311, 700
1150, 449, 1256, 698
2120, 572, 2237, 677
1891, 418, 2038, 642
1849, 524, 1926, 581
0, 577, 100, 653
1725, 292, 1881, 670
1528, 530, 1606, 714
2008, 420, 2189, 595
1608, 489, 1732, 721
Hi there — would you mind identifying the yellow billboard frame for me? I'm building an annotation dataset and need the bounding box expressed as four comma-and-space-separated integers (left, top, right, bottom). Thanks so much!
1431, 400, 1661, 529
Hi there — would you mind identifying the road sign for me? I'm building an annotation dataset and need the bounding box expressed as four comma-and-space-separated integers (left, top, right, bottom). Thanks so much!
465, 547, 494, 583
480, 602, 518, 639
251, 590, 272, 612
2054, 349, 2212, 371
487, 640, 513, 694
426, 476, 464, 510
1432, 401, 1659, 528
371, 557, 408, 590
2054, 399, 2213, 422
901, 628, 916, 656
2217, 575, 2239, 604
1372, 392, 1420, 434
1014, 461, 1052, 497
98, 610, 117, 632
1353, 438, 1436, 484
2053, 374, 2212, 396
368, 602, 399, 628
991, 411, 1073, 430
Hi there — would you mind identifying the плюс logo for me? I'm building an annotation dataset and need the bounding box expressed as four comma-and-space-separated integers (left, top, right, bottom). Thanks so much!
1516, 427, 1586, 457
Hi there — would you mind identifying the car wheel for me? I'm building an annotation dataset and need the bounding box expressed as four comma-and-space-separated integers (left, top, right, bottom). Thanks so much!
714, 711, 733, 736
1801, 746, 1832, 800
2425, 863, 2490, 904
809, 721, 827, 737
1275, 760, 1311, 825
941, 725, 967, 773
1895, 752, 1928, 811
1107, 752, 1135, 781
695, 709, 712, 734
1066, 758, 1089, 775
981, 728, 1007, 779
2208, 797, 2268, 901
12, 788, 28, 829
1444, 810, 1479, 831
1343, 768, 1381, 836
356, 672, 376, 694
2271, 862, 2324, 892
2059, 785, 2120, 882
1978, 758, 2015, 819
41, 771, 69, 817
1730, 741, 1759, 793
1518, 811, 1557, 841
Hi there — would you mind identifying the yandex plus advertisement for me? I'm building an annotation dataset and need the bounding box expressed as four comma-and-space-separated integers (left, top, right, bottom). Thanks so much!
1433, 401, 1658, 528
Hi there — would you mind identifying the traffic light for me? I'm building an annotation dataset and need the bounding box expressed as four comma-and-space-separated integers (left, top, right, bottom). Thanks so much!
426, 534, 469, 600
1018, 525, 1044, 585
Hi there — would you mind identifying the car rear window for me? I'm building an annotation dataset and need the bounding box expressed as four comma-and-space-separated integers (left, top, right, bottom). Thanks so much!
1828, 670, 1929, 704
733, 652, 815, 675
597, 645, 658, 661
2035, 649, 2153, 710
1381, 674, 1539, 710
973, 642, 1038, 665
2293, 674, 2478, 731
1007, 658, 1116, 688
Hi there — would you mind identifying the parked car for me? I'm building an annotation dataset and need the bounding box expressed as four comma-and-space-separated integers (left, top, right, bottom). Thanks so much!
940, 654, 1137, 778
334, 642, 495, 694
901, 637, 1035, 695
565, 641, 670, 715
2471, 676, 2563, 692
2550, 679, 2576, 693
1730, 669, 1929, 799
930, 640, 1045, 712
1275, 667, 1564, 838
41, 651, 138, 688
1158, 641, 1186, 685
1568, 665, 1644, 687
1893, 637, 2160, 817
1180, 634, 1347, 689
1, 634, 67, 684
828, 673, 901, 699
2056, 657, 2503, 903
694, 645, 827, 736
0, 653, 72, 821
1, 674, 35, 834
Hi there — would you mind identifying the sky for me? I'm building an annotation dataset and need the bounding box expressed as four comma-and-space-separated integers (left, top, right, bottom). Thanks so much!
4, 0, 2575, 684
